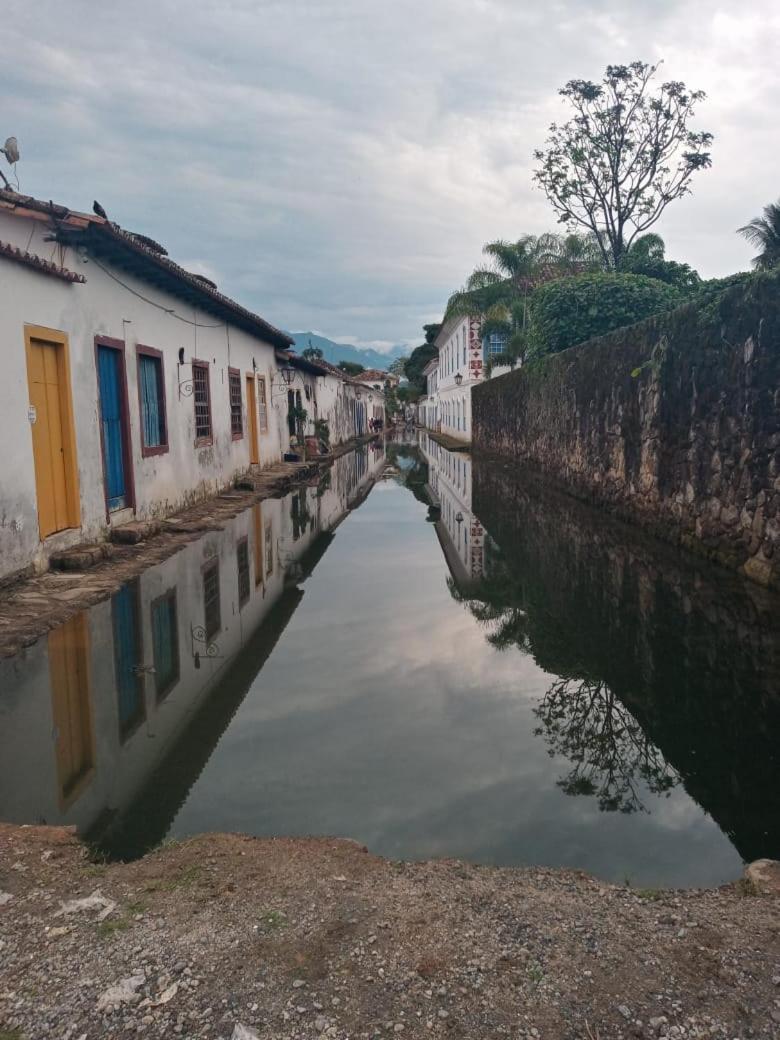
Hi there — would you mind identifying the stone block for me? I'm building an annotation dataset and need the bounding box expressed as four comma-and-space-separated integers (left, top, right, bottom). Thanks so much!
109, 520, 161, 545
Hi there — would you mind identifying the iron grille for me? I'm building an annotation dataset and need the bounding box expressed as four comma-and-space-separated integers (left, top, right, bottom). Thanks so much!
229, 369, 243, 438
193, 363, 212, 440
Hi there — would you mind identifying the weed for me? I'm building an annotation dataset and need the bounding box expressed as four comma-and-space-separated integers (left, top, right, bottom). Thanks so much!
736, 877, 760, 898
260, 909, 287, 930
526, 959, 544, 986
97, 916, 131, 939
158, 865, 202, 892
0, 1029, 23, 1040
636, 888, 664, 901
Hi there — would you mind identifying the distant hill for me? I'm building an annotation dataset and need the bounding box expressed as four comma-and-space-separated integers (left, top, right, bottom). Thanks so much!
290, 332, 406, 371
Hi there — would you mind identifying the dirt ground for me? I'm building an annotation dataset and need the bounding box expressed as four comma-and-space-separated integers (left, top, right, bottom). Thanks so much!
1, 825, 778, 1040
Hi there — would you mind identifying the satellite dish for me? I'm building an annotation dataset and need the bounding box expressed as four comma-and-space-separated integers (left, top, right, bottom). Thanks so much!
1, 137, 19, 164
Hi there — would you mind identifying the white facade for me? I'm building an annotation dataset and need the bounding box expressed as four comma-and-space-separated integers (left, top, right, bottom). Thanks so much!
418, 431, 485, 588
0, 194, 296, 583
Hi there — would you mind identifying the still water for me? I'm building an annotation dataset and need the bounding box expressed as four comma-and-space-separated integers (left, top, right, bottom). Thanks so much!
1, 435, 779, 887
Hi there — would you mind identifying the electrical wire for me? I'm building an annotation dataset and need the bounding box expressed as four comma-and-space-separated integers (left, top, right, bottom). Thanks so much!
89, 254, 226, 328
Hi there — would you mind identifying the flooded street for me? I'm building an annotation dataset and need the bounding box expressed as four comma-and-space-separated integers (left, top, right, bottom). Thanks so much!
1, 436, 778, 887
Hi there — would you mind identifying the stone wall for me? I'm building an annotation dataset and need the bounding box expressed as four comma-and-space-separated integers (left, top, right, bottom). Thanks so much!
472, 270, 780, 589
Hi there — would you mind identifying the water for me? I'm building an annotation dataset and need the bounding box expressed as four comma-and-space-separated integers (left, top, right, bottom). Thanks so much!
1, 435, 778, 887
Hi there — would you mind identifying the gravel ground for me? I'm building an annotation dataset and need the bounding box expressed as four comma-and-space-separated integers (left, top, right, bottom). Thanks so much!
1, 825, 779, 1040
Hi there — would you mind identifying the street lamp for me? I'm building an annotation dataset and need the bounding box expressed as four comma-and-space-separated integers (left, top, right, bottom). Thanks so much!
454, 372, 463, 386
280, 362, 296, 386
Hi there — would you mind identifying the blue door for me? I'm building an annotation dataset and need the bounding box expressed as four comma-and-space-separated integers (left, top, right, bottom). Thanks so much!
112, 582, 145, 742
98, 346, 127, 511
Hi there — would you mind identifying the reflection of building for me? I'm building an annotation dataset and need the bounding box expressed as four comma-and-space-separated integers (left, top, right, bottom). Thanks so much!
418, 432, 485, 591
0, 446, 384, 858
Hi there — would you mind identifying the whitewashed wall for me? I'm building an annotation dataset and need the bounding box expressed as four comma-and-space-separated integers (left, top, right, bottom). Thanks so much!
0, 208, 288, 580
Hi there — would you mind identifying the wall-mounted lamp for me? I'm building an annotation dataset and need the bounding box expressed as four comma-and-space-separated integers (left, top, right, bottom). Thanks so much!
355, 386, 362, 399
455, 511, 464, 525
280, 363, 296, 386
252, 356, 257, 372
178, 347, 185, 365
454, 372, 463, 386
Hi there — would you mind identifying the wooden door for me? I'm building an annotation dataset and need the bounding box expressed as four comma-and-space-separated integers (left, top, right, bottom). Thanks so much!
49, 612, 94, 808
25, 328, 80, 539
246, 375, 259, 464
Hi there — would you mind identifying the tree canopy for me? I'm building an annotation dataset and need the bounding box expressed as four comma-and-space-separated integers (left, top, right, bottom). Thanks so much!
337, 360, 366, 376
738, 198, 780, 271
534, 61, 712, 267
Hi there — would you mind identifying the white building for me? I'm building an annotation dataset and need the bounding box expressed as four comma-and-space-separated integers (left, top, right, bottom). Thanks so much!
418, 431, 486, 589
0, 189, 297, 584
418, 315, 512, 443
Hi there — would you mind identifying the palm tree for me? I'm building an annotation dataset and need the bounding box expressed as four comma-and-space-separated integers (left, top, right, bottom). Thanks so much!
738, 199, 780, 271
445, 233, 602, 368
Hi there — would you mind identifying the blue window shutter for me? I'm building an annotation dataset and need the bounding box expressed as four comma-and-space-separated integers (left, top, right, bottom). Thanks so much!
140, 356, 162, 447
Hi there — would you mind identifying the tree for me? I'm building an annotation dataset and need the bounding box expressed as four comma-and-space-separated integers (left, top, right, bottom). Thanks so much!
404, 342, 438, 393
337, 360, 365, 376
528, 272, 682, 358
737, 198, 780, 271
533, 62, 713, 267
388, 357, 407, 378
422, 323, 441, 345
302, 343, 324, 361
620, 233, 701, 293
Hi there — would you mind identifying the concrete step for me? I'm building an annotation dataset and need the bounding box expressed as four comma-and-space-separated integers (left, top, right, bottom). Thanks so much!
49, 543, 114, 572
109, 520, 162, 545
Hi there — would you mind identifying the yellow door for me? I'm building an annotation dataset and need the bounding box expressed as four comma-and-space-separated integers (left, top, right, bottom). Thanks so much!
246, 375, 259, 464
25, 327, 80, 539
49, 613, 94, 808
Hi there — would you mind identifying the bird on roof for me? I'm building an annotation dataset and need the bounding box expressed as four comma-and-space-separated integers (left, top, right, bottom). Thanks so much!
92, 200, 108, 220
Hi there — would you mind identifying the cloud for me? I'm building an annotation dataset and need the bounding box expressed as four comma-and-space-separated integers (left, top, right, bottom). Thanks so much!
2, 0, 778, 346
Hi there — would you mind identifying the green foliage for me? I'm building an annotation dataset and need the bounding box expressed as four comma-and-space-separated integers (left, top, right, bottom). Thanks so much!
620, 233, 701, 294
404, 342, 437, 393
737, 198, 780, 271
337, 360, 366, 376
534, 61, 712, 266
314, 418, 330, 448
528, 272, 682, 358
302, 344, 324, 361
423, 322, 441, 344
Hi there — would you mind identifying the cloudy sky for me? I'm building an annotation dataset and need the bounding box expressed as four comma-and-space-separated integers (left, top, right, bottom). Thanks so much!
3, 1, 778, 350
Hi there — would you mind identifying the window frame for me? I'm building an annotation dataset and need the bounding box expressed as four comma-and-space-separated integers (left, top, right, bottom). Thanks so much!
256, 375, 268, 432
236, 536, 250, 608
150, 587, 180, 701
202, 558, 221, 641
136, 344, 169, 458
228, 366, 243, 441
192, 359, 213, 446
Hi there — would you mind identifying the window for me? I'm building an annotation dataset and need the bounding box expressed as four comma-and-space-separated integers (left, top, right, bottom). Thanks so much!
484, 332, 508, 360
203, 559, 221, 641
237, 537, 250, 608
253, 504, 264, 586
257, 376, 268, 432
193, 361, 212, 444
137, 347, 168, 456
264, 519, 274, 576
229, 368, 243, 439
151, 589, 179, 700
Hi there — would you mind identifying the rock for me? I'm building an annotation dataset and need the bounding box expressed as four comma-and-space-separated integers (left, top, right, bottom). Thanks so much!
744, 859, 780, 895
315, 1016, 329, 1032
292, 979, 306, 988
232, 1026, 261, 1040
55, 889, 117, 921
617, 1004, 631, 1019
0, 892, 13, 906
648, 1016, 668, 1033
96, 973, 145, 1012
437, 1010, 449, 1020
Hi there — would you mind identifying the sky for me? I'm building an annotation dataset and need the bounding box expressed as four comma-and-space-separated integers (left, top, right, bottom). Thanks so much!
3, 1, 778, 351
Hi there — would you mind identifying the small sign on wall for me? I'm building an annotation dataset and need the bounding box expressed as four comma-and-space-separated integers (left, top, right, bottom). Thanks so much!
28, 405, 37, 424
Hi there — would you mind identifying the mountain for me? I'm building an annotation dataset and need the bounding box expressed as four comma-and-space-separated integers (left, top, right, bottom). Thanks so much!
289, 333, 406, 370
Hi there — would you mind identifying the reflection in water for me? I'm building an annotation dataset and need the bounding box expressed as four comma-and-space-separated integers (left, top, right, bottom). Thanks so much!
0, 444, 386, 859
1, 434, 778, 885
459, 456, 780, 864
533, 678, 678, 815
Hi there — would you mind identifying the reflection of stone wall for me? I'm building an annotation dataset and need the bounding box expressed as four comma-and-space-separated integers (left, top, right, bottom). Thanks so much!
472, 273, 780, 589
472, 461, 780, 863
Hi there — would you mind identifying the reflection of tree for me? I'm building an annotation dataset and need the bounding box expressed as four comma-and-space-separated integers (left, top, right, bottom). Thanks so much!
446, 575, 532, 652
534, 677, 679, 814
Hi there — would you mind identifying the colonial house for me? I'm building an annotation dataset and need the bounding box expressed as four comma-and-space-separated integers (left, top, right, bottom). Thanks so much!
419, 356, 439, 430
358, 368, 399, 391
0, 189, 309, 585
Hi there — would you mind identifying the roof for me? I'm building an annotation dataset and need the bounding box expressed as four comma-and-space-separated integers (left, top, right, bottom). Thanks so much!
0, 188, 293, 349
422, 357, 439, 375
359, 368, 398, 384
